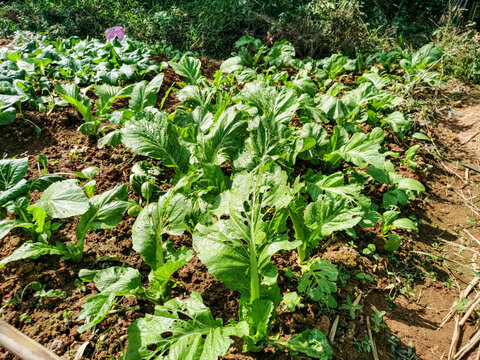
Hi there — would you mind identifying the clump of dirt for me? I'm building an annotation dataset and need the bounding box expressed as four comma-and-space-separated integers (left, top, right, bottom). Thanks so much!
200, 57, 222, 79
0, 39, 12, 48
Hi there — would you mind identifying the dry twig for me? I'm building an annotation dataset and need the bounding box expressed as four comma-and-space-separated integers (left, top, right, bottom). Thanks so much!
459, 291, 480, 326
454, 328, 480, 360
328, 315, 339, 343
461, 129, 480, 145
448, 314, 460, 360
463, 228, 480, 247
366, 317, 379, 360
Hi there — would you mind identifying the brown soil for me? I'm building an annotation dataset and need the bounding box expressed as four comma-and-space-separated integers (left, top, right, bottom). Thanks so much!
0, 71, 479, 360
0, 39, 12, 48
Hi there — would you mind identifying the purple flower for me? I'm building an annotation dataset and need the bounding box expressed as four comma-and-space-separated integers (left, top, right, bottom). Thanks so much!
105, 26, 125, 42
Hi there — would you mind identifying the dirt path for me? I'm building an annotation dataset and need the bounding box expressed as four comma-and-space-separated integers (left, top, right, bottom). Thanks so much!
381, 82, 480, 360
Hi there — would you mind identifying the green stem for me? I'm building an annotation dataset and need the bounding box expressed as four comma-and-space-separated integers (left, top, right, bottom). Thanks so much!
249, 191, 260, 302
74, 237, 86, 262
288, 206, 309, 264
297, 242, 309, 265
18, 208, 36, 240
156, 208, 165, 266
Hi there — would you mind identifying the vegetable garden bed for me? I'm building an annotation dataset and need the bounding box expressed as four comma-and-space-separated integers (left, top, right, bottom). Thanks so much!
0, 35, 478, 359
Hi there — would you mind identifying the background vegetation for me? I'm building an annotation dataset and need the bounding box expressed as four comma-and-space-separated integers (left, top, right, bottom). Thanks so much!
1, 0, 480, 83
0, 0, 447, 55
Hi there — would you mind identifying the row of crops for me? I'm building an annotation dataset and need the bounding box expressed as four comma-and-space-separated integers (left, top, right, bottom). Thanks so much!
0, 35, 442, 358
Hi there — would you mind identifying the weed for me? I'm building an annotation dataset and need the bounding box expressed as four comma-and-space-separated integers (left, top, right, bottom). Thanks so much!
354, 333, 372, 353
453, 298, 468, 313
387, 334, 420, 359
356, 272, 374, 284
19, 313, 31, 323
340, 296, 363, 319
371, 310, 387, 333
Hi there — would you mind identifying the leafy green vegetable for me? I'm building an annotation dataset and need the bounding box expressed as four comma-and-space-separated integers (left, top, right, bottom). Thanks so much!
194, 164, 301, 350
132, 184, 194, 302
71, 184, 129, 261
121, 111, 190, 174
0, 106, 16, 125
289, 194, 362, 263
32, 179, 89, 219
129, 73, 164, 112
193, 107, 247, 165
298, 258, 338, 308
194, 164, 299, 304
170, 56, 204, 85
281, 292, 303, 312
55, 83, 94, 134
286, 329, 333, 359
0, 157, 28, 192
125, 292, 248, 359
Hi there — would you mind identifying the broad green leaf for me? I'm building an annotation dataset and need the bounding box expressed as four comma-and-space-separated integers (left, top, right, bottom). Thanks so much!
239, 82, 298, 124
219, 56, 242, 73
95, 83, 133, 115
0, 179, 28, 206
292, 74, 317, 97
169, 56, 203, 85
55, 83, 93, 123
298, 258, 338, 308
392, 218, 418, 231
98, 129, 122, 148
194, 165, 300, 303
78, 266, 143, 333
337, 129, 386, 168
366, 167, 390, 184
132, 192, 189, 272
264, 41, 295, 67
240, 298, 274, 350
194, 107, 247, 165
0, 242, 68, 269
305, 172, 364, 204
298, 123, 330, 164
121, 112, 190, 174
149, 248, 194, 299
33, 179, 89, 219
0, 219, 31, 241
412, 43, 443, 68
382, 111, 411, 136
0, 94, 25, 109
305, 196, 362, 239
287, 329, 333, 359
0, 107, 16, 125
129, 73, 164, 112
28, 175, 66, 192
384, 233, 402, 252
318, 94, 347, 120
412, 132, 431, 141
0, 157, 28, 191
398, 178, 425, 193
358, 69, 389, 89
76, 184, 129, 243
75, 166, 100, 181
125, 292, 248, 360
177, 86, 212, 107
77, 292, 116, 333
233, 115, 296, 171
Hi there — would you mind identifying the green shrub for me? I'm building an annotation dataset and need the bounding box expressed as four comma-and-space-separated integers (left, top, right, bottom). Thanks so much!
434, 23, 480, 83
268, 0, 370, 58
0, 0, 454, 61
